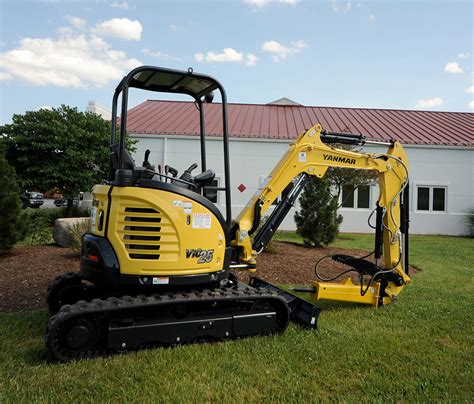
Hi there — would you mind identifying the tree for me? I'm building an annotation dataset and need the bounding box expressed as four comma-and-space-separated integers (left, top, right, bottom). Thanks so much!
1, 105, 135, 216
326, 144, 378, 205
294, 176, 343, 247
0, 141, 26, 255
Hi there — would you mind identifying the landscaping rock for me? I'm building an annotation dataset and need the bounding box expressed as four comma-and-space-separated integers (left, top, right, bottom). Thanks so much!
53, 217, 89, 248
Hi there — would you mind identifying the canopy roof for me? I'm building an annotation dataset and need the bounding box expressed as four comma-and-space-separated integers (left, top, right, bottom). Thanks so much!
122, 66, 220, 100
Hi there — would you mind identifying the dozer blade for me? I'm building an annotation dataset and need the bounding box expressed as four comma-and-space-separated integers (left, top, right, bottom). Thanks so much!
249, 277, 320, 329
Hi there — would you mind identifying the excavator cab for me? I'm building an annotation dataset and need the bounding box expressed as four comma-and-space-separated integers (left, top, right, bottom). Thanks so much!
79, 66, 235, 290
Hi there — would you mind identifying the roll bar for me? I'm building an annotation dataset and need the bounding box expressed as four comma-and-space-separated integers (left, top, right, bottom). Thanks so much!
110, 66, 232, 226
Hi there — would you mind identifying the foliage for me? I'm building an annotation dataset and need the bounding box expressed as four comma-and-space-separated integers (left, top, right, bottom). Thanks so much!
0, 235, 473, 402
1, 105, 136, 215
294, 176, 343, 247
20, 207, 90, 246
466, 208, 474, 237
0, 141, 26, 254
69, 220, 90, 252
325, 144, 378, 205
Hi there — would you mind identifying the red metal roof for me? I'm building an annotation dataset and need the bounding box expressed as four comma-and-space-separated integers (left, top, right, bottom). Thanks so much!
126, 100, 474, 147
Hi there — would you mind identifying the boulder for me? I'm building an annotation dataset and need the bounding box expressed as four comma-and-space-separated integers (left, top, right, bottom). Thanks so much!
53, 217, 90, 248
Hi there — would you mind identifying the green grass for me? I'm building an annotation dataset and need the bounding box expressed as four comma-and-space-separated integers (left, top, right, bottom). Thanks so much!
1, 235, 473, 402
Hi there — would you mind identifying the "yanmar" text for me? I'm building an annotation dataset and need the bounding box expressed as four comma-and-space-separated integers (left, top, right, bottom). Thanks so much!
323, 154, 356, 165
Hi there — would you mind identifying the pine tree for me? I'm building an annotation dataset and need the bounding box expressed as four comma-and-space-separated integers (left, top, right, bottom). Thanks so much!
294, 176, 343, 247
0, 141, 26, 255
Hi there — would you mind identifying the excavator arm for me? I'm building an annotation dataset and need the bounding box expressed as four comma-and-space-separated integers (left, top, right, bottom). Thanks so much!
232, 124, 410, 307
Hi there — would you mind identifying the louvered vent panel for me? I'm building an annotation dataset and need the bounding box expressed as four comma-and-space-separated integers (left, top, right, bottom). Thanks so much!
117, 204, 179, 260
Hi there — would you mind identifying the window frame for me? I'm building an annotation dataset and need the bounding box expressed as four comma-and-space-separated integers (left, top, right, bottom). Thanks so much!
340, 185, 373, 210
414, 183, 448, 213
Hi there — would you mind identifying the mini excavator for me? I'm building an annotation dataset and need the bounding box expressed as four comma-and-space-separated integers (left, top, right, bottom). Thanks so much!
45, 66, 410, 361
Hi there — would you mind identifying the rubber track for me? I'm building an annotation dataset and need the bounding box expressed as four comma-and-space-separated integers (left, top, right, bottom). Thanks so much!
45, 286, 289, 362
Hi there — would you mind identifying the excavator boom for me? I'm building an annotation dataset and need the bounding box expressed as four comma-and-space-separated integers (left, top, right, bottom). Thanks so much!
233, 124, 410, 307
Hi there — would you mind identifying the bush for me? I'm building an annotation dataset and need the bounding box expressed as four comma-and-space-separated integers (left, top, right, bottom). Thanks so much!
22, 206, 91, 246
0, 142, 26, 254
70, 220, 90, 253
466, 209, 474, 237
294, 176, 343, 247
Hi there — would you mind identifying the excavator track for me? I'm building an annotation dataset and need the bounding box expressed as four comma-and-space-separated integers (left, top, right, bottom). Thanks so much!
45, 284, 290, 362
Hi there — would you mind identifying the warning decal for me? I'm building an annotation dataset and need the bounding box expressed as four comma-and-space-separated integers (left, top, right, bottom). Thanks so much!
192, 213, 212, 229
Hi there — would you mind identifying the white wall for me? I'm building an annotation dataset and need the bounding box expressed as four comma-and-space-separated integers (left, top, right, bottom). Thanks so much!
131, 134, 474, 236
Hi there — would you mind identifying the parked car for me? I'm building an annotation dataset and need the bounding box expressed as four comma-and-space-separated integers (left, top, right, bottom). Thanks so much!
54, 198, 79, 208
21, 191, 44, 208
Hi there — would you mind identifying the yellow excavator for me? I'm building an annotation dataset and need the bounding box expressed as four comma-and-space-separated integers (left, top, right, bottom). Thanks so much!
45, 66, 410, 361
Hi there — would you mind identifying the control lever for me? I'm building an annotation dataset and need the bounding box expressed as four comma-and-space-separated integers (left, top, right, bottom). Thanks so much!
179, 163, 198, 184
164, 165, 169, 183
168, 166, 178, 179
142, 149, 155, 171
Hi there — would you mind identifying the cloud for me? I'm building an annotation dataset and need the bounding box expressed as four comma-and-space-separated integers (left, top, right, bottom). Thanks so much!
368, 14, 375, 21
111, 1, 129, 9
93, 18, 142, 41
415, 97, 443, 109
67, 16, 87, 29
261, 39, 307, 62
243, 0, 299, 9
444, 61, 463, 73
469, 100, 474, 111
466, 85, 474, 94
169, 24, 184, 32
0, 71, 13, 80
245, 53, 258, 66
0, 33, 141, 88
194, 48, 257, 66
38, 105, 52, 111
331, 0, 352, 13
458, 52, 471, 59
141, 48, 182, 61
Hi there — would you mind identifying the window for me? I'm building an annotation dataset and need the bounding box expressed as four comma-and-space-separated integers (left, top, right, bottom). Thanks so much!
342, 185, 370, 209
417, 186, 446, 212
203, 179, 219, 204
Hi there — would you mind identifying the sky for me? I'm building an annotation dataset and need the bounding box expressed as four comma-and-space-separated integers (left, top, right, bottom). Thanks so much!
0, 0, 472, 124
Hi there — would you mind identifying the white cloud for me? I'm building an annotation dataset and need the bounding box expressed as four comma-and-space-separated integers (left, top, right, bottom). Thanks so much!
469, 100, 474, 110
93, 18, 142, 41
0, 71, 13, 80
38, 105, 52, 111
169, 24, 184, 32
245, 53, 258, 66
111, 1, 129, 9
141, 48, 181, 61
466, 85, 474, 94
194, 48, 257, 66
415, 97, 443, 109
67, 16, 87, 29
262, 39, 307, 62
444, 61, 463, 73
244, 0, 299, 9
331, 0, 352, 13
458, 52, 471, 59
0, 34, 141, 88
244, 0, 270, 9
57, 26, 74, 34
369, 14, 375, 21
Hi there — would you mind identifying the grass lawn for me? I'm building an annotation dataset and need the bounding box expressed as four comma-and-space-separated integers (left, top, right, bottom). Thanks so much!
1, 234, 473, 402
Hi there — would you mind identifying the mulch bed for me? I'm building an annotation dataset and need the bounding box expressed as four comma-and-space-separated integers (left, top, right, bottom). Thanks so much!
0, 242, 415, 313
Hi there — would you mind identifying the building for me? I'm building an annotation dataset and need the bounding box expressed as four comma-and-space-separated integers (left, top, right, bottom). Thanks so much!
86, 101, 111, 120
125, 99, 473, 236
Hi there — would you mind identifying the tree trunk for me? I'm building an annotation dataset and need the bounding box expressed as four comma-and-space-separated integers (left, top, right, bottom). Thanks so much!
66, 198, 74, 217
